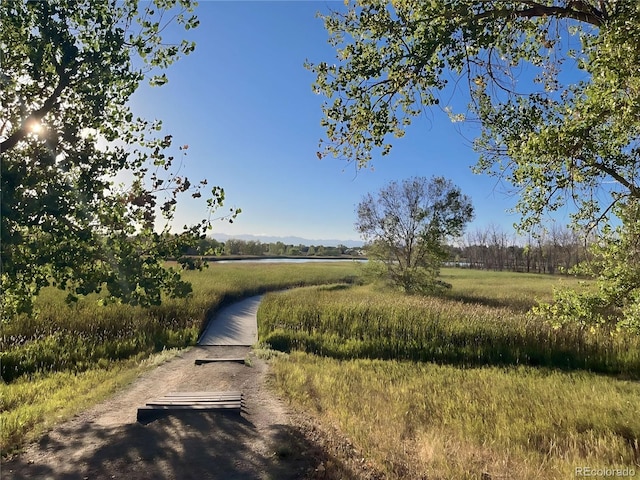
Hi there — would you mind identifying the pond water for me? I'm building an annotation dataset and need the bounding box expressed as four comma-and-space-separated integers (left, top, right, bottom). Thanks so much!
213, 257, 366, 264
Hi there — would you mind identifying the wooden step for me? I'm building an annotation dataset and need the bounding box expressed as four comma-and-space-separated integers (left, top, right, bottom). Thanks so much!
144, 402, 242, 409
154, 396, 239, 402
137, 391, 244, 423
194, 358, 246, 365
162, 391, 242, 398
146, 399, 242, 406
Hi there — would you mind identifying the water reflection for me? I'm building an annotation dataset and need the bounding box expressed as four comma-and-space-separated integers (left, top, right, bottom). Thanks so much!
214, 258, 366, 264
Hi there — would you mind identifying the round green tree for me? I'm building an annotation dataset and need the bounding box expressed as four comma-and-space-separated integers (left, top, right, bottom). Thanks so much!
357, 176, 473, 293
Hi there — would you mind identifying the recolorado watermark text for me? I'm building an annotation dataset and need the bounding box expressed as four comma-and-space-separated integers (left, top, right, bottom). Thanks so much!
575, 466, 636, 477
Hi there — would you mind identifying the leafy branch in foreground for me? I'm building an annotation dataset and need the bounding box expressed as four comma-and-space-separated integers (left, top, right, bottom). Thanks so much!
0, 0, 240, 321
533, 200, 640, 332
309, 1, 638, 229
309, 1, 640, 330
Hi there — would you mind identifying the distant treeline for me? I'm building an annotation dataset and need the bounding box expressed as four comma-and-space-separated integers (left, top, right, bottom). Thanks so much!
186, 225, 589, 274
447, 224, 589, 274
184, 237, 364, 258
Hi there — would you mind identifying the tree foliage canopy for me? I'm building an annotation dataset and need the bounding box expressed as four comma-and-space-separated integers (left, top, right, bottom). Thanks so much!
533, 200, 640, 332
357, 176, 473, 293
0, 0, 238, 320
310, 0, 640, 329
309, 0, 640, 231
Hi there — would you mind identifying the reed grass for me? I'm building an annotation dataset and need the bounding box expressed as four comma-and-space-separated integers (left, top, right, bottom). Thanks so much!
258, 282, 640, 376
272, 353, 640, 479
0, 261, 360, 455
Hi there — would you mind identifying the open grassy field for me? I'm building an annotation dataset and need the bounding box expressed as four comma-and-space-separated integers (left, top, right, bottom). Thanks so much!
0, 261, 360, 455
259, 269, 640, 479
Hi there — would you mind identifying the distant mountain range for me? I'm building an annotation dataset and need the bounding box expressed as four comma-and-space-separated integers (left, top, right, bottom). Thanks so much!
211, 233, 364, 248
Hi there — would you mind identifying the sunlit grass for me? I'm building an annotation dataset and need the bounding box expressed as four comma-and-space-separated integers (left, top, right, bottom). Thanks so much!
0, 262, 361, 455
439, 267, 592, 312
1, 348, 181, 456
272, 353, 640, 479
258, 283, 639, 375
260, 268, 640, 478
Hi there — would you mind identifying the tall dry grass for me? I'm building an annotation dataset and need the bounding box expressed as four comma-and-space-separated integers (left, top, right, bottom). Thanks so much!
0, 261, 360, 454
258, 283, 639, 375
272, 353, 640, 479
260, 269, 640, 478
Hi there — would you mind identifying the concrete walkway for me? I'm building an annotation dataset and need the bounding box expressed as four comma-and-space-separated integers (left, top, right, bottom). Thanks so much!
198, 295, 263, 346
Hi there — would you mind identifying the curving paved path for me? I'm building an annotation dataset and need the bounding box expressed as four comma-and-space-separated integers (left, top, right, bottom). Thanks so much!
198, 295, 264, 346
2, 292, 369, 480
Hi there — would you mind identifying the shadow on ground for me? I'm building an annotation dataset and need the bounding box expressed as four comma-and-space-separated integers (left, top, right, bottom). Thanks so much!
3, 410, 355, 480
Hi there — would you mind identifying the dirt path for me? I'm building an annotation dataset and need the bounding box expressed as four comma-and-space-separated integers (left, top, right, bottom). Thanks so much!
2, 298, 378, 480
2, 347, 299, 479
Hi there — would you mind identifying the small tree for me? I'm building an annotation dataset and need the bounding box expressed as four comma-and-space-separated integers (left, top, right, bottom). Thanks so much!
357, 176, 473, 293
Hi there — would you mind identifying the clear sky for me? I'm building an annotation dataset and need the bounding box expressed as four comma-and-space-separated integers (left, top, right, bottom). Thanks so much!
130, 0, 528, 243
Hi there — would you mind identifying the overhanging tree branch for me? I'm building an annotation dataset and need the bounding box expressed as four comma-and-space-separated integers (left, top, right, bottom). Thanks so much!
476, 1, 605, 27
592, 160, 640, 198
1, 73, 71, 153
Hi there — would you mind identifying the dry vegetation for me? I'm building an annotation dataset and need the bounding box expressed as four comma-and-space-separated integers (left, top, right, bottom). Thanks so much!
260, 269, 640, 479
0, 262, 360, 455
4, 263, 639, 479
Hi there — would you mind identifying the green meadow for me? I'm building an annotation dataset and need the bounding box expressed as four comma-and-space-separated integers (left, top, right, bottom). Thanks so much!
3, 263, 639, 479
259, 268, 640, 479
272, 354, 639, 479
0, 262, 360, 455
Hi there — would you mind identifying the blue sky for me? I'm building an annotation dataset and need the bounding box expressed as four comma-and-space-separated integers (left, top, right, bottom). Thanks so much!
130, 1, 527, 243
